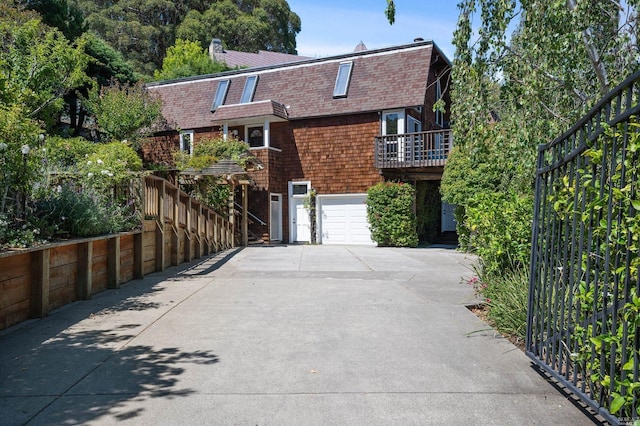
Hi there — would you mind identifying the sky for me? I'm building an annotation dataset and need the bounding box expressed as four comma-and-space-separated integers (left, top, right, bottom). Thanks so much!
287, 1, 462, 60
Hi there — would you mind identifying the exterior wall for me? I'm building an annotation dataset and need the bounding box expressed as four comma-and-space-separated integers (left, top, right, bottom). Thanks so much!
287, 114, 382, 193
245, 113, 383, 242
142, 132, 178, 166
245, 148, 281, 240
145, 113, 408, 243
141, 128, 222, 167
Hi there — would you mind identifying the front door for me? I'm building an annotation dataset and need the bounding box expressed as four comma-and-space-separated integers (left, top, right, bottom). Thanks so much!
270, 193, 282, 241
442, 202, 457, 232
289, 181, 311, 243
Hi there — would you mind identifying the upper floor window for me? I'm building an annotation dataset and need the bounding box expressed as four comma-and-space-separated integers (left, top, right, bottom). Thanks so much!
240, 75, 258, 103
333, 62, 353, 98
435, 78, 444, 127
247, 126, 264, 148
211, 79, 230, 111
408, 115, 421, 133
180, 130, 194, 155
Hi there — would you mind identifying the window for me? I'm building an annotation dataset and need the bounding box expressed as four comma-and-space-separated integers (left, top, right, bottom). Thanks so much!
333, 62, 353, 98
382, 111, 403, 135
211, 79, 229, 111
180, 130, 194, 155
382, 110, 405, 160
435, 78, 444, 127
291, 183, 308, 195
247, 126, 264, 148
408, 116, 421, 133
407, 116, 422, 160
240, 75, 258, 103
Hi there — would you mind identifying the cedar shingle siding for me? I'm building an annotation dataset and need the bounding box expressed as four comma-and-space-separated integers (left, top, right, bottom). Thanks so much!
145, 41, 451, 242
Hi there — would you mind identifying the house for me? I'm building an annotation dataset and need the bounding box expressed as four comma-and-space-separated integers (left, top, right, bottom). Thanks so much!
145, 39, 453, 245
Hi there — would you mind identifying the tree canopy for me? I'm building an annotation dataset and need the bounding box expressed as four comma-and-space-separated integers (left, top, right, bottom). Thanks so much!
84, 80, 164, 148
0, 4, 89, 132
154, 39, 230, 81
69, 0, 301, 76
384, 1, 640, 273
19, 0, 85, 40
442, 0, 639, 209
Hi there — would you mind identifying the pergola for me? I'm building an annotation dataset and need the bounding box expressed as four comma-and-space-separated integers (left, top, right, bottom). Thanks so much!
180, 158, 262, 247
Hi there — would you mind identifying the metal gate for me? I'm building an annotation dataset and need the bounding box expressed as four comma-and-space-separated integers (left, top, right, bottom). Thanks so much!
527, 71, 640, 425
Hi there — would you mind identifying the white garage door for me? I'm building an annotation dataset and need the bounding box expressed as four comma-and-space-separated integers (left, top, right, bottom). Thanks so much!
318, 194, 374, 245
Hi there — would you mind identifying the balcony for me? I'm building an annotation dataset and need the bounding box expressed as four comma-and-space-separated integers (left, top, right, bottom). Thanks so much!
375, 129, 452, 169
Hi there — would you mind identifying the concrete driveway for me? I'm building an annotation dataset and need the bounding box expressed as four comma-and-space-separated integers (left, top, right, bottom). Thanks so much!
0, 245, 597, 425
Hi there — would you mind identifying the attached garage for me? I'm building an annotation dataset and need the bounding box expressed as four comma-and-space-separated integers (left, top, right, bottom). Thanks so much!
317, 194, 374, 245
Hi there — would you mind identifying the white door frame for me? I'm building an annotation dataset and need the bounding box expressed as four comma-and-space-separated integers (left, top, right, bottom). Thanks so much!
288, 181, 311, 243
270, 193, 282, 241
382, 110, 406, 161
316, 193, 373, 245
407, 115, 422, 160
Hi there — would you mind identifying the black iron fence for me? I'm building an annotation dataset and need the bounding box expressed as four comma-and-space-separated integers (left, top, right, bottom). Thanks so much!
527, 71, 640, 425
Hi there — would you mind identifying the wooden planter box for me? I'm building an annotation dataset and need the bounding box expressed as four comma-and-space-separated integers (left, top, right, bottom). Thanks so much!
0, 176, 235, 331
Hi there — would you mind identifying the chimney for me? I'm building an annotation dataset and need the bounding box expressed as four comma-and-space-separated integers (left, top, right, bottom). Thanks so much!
209, 38, 224, 59
353, 40, 368, 52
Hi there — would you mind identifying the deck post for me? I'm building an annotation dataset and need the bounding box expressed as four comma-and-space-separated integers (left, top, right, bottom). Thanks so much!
30, 248, 50, 318
77, 241, 92, 300
134, 231, 144, 279
107, 236, 121, 289
155, 180, 165, 271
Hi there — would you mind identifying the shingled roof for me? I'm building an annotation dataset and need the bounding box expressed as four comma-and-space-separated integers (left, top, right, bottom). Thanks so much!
147, 40, 449, 131
211, 100, 288, 124
213, 49, 310, 68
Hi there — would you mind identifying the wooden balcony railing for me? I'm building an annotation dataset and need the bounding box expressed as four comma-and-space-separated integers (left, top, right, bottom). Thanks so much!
375, 129, 453, 169
143, 175, 234, 253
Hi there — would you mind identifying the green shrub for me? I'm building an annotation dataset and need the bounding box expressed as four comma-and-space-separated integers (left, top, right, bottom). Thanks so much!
366, 182, 418, 247
33, 184, 138, 238
464, 191, 532, 276
44, 136, 95, 170
0, 212, 48, 248
84, 80, 163, 148
78, 141, 142, 198
469, 265, 529, 340
173, 136, 251, 171
173, 136, 251, 211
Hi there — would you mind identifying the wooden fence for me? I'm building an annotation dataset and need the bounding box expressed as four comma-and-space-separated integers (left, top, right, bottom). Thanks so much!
0, 175, 234, 331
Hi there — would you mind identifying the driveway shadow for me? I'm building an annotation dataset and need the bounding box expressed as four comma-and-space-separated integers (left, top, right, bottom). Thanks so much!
0, 250, 239, 424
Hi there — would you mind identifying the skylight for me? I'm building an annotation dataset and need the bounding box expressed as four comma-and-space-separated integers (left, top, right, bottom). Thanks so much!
333, 62, 353, 98
240, 75, 258, 103
211, 79, 230, 111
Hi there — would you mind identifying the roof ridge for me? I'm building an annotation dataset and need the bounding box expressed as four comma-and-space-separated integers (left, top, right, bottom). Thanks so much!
147, 40, 436, 87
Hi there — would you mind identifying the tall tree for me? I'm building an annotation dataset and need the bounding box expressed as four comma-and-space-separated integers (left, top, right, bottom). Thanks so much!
176, 0, 300, 54
64, 32, 138, 136
76, 0, 179, 76
384, 1, 640, 269
0, 4, 90, 132
0, 4, 89, 217
15, 0, 85, 40
71, 0, 301, 77
83, 80, 164, 148
154, 39, 230, 81
442, 0, 639, 207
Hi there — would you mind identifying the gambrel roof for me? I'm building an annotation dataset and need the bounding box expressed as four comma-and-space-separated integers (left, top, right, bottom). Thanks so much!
147, 40, 450, 130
